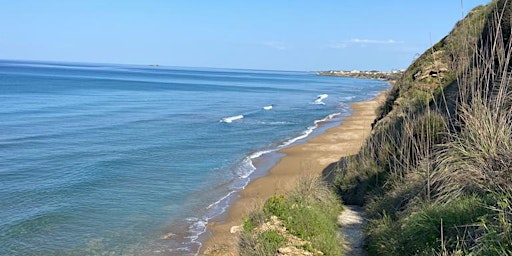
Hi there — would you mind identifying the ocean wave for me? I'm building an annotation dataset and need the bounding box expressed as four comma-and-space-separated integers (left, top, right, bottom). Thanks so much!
235, 157, 256, 179
210, 150, 274, 204
220, 114, 244, 123
249, 149, 274, 160
264, 121, 293, 125
313, 94, 329, 105
315, 112, 342, 125
339, 95, 356, 101
220, 105, 273, 124
280, 112, 341, 147
188, 148, 276, 243
184, 217, 207, 245
206, 191, 237, 211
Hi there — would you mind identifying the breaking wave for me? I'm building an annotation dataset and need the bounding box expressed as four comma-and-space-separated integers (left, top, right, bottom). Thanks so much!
220, 115, 244, 123
313, 94, 328, 105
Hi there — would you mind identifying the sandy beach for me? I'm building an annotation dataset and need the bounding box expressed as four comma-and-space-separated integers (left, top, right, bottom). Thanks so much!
201, 90, 387, 255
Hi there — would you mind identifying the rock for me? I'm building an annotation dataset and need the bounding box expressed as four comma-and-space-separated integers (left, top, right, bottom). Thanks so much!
230, 225, 242, 234
160, 232, 175, 240
277, 246, 313, 256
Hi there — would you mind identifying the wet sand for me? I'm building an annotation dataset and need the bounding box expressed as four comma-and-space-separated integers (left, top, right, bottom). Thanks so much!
201, 91, 387, 255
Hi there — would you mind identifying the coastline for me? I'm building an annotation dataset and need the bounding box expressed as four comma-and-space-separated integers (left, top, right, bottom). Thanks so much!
200, 90, 388, 255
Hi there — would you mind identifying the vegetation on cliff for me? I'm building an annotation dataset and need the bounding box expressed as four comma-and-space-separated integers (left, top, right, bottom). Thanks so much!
331, 0, 512, 254
239, 177, 343, 256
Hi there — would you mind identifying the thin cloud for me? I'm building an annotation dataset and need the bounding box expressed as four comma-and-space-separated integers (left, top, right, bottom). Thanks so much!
350, 38, 404, 44
328, 38, 404, 49
328, 42, 348, 49
262, 41, 287, 50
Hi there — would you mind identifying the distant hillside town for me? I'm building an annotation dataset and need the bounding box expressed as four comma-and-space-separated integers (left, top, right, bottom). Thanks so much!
317, 69, 405, 81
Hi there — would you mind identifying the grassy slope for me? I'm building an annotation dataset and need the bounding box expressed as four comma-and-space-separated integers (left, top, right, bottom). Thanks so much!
332, 0, 512, 255
239, 177, 343, 256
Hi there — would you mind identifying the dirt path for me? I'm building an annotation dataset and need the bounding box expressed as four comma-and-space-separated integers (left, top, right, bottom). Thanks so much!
338, 205, 366, 256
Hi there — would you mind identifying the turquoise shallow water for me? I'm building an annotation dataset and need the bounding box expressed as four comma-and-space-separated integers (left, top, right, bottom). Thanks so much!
0, 60, 388, 255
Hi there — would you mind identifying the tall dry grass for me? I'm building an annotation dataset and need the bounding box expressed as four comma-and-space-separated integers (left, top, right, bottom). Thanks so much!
335, 0, 512, 254
433, 0, 512, 198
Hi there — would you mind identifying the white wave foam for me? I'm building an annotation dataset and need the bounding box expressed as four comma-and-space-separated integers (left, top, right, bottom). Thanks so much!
179, 216, 208, 255
255, 120, 294, 125
249, 149, 273, 159
313, 94, 328, 105
199, 148, 274, 232
280, 112, 341, 147
339, 95, 356, 101
185, 218, 207, 241
281, 128, 313, 147
263, 105, 273, 110
220, 114, 244, 123
315, 112, 341, 125
236, 157, 256, 179
206, 190, 237, 210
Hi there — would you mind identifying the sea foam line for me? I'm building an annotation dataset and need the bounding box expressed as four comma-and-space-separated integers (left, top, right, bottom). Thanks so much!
280, 112, 341, 147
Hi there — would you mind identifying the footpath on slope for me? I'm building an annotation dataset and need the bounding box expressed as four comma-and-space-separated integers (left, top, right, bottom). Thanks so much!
202, 91, 387, 255
338, 205, 367, 256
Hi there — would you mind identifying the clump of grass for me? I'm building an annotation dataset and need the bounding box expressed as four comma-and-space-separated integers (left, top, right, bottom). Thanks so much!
367, 196, 489, 256
257, 230, 286, 254
475, 189, 512, 255
239, 229, 286, 256
333, 154, 385, 205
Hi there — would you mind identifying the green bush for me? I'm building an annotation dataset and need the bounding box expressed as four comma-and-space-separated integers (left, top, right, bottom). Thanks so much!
401, 196, 488, 254
366, 213, 402, 256
367, 196, 489, 255
280, 199, 341, 255
258, 231, 286, 253
241, 177, 343, 256
474, 191, 512, 255
242, 209, 266, 232
263, 195, 287, 218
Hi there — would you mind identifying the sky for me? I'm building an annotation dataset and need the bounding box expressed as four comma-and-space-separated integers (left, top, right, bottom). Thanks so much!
0, 0, 490, 71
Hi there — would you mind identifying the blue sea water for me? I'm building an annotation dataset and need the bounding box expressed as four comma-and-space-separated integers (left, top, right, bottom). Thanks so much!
0, 60, 389, 255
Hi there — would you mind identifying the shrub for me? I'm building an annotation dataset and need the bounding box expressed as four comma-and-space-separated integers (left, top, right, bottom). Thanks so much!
240, 176, 343, 256
239, 230, 286, 256
367, 196, 489, 256
258, 231, 286, 254
366, 213, 402, 256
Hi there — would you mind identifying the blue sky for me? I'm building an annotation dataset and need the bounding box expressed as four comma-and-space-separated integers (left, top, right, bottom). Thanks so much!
0, 1, 489, 71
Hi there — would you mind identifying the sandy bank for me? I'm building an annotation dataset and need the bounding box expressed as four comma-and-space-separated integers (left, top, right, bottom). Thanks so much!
201, 91, 387, 255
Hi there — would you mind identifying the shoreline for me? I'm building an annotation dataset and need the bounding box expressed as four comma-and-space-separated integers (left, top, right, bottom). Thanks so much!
200, 90, 388, 255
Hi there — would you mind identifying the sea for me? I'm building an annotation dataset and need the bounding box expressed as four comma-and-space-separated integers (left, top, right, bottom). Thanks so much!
0, 60, 389, 255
